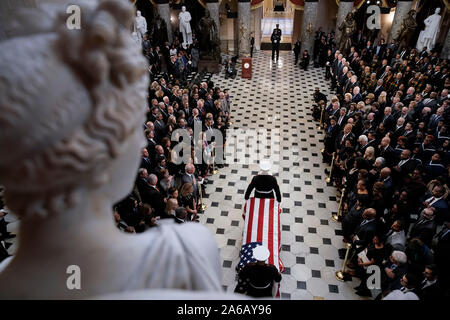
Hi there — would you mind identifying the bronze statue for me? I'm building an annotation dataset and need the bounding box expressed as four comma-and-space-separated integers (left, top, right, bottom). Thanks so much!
395, 10, 417, 49
338, 12, 357, 55
198, 9, 220, 61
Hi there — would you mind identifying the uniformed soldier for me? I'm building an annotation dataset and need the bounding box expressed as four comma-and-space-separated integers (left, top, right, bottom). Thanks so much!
271, 24, 282, 61
238, 246, 282, 298
244, 160, 282, 202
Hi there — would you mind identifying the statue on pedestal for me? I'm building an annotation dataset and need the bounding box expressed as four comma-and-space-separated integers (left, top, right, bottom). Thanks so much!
0, 0, 226, 299
395, 10, 418, 49
198, 9, 220, 61
416, 8, 442, 51
134, 10, 147, 44
338, 12, 357, 55
178, 6, 193, 48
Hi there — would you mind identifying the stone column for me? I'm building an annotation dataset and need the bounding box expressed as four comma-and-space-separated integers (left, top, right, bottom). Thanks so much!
335, 0, 354, 45
155, 0, 172, 44
388, 0, 413, 42
300, 0, 319, 55
206, 0, 220, 38
238, 0, 251, 57
251, 4, 263, 50
441, 27, 450, 60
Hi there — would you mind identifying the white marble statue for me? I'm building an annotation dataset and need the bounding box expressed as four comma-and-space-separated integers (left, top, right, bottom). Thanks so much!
178, 6, 193, 48
0, 0, 230, 300
135, 10, 147, 44
416, 8, 442, 51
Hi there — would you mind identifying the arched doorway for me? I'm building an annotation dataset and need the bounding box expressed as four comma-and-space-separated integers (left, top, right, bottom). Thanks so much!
260, 0, 294, 50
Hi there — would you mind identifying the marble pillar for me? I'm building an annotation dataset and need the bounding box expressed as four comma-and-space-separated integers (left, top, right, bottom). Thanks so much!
156, 0, 172, 44
442, 27, 450, 60
300, 0, 319, 55
251, 5, 263, 50
238, 0, 251, 57
0, 0, 36, 40
206, 0, 220, 38
388, 0, 413, 42
335, 0, 354, 45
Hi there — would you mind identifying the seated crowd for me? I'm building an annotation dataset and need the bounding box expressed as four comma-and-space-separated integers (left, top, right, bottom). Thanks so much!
114, 74, 231, 233
112, 29, 232, 233
313, 35, 450, 299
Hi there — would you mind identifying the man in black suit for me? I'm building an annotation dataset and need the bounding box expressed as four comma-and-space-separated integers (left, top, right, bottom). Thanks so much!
271, 24, 282, 61
374, 38, 386, 58
392, 149, 417, 181
140, 148, 152, 172
419, 265, 442, 301
352, 208, 377, 250
381, 107, 396, 132
378, 137, 396, 167
408, 207, 437, 247
373, 79, 385, 99
335, 123, 355, 152
300, 50, 310, 70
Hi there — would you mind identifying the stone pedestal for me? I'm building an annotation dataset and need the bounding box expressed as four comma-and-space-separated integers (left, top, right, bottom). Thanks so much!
206, 1, 220, 38
300, 0, 319, 55
156, 1, 172, 44
388, 0, 413, 42
238, 0, 251, 57
335, 0, 354, 45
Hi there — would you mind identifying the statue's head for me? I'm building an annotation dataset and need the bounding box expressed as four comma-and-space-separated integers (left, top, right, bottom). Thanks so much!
182, 6, 186, 12
435, 7, 441, 14
137, 10, 141, 17
408, 10, 416, 17
205, 9, 210, 18
346, 12, 354, 20
0, 0, 149, 219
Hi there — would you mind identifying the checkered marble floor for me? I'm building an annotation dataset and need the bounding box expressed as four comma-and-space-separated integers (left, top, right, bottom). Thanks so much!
200, 50, 365, 300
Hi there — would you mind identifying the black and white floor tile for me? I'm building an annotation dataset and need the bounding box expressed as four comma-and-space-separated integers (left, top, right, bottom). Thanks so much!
201, 50, 365, 300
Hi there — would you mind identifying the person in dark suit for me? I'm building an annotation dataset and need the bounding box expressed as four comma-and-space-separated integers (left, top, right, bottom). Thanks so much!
423, 185, 449, 225
373, 79, 385, 100
293, 39, 301, 65
408, 207, 437, 247
374, 38, 387, 58
419, 265, 442, 301
351, 208, 377, 251
392, 149, 418, 181
381, 107, 396, 132
271, 24, 282, 61
378, 136, 396, 167
434, 221, 450, 289
245, 160, 281, 202
140, 148, 152, 172
335, 123, 355, 152
182, 164, 200, 202
300, 50, 310, 70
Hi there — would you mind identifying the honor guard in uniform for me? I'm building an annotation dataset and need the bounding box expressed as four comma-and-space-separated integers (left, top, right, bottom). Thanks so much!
244, 160, 282, 203
271, 24, 282, 61
237, 246, 282, 298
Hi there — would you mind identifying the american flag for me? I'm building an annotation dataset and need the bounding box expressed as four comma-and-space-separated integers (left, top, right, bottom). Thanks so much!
235, 198, 284, 297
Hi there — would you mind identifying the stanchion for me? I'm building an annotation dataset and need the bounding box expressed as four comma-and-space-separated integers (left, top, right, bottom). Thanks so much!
198, 179, 207, 211
212, 146, 219, 175
332, 188, 345, 222
317, 106, 325, 130
335, 242, 352, 281
325, 152, 335, 183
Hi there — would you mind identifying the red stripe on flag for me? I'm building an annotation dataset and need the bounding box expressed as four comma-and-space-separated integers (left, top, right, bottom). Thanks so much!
268, 198, 275, 266
246, 198, 255, 244
256, 198, 265, 243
